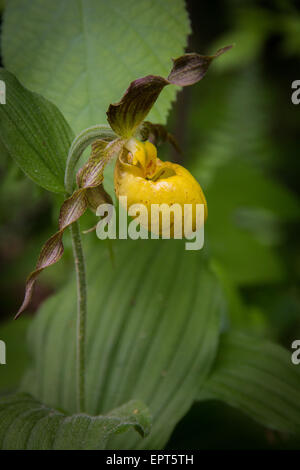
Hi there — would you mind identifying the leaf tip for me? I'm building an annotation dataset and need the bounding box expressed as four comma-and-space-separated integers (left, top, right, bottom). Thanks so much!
215, 44, 234, 56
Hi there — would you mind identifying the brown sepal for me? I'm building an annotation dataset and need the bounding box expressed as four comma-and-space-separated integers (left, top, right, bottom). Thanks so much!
106, 46, 232, 138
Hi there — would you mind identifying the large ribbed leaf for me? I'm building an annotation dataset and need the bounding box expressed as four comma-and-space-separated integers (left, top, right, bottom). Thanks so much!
20, 238, 223, 449
2, 0, 190, 133
0, 393, 151, 449
0, 69, 74, 193
198, 332, 300, 435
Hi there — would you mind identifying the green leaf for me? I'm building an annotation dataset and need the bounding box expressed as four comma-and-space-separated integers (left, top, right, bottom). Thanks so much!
0, 69, 74, 193
187, 69, 299, 286
0, 318, 31, 394
2, 0, 191, 134
0, 393, 151, 449
208, 8, 275, 72
205, 161, 300, 285
21, 238, 223, 449
210, 260, 269, 336
198, 332, 300, 435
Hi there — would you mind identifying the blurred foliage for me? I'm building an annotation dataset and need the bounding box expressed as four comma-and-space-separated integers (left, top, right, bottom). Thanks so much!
0, 317, 31, 394
173, 0, 300, 348
198, 332, 300, 435
167, 0, 300, 447
0, 0, 300, 450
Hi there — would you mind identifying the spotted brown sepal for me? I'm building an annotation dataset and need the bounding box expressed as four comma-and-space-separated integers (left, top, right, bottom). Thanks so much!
107, 46, 232, 139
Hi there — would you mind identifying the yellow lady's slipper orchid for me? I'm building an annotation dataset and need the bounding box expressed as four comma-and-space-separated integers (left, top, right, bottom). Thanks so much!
16, 47, 232, 317
114, 139, 207, 237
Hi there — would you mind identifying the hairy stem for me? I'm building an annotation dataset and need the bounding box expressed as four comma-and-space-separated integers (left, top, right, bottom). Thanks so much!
70, 221, 87, 412
65, 124, 116, 412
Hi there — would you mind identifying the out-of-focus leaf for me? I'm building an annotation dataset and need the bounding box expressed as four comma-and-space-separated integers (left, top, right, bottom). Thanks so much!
209, 8, 275, 71
0, 393, 151, 449
186, 70, 299, 286
251, 288, 300, 342
0, 318, 31, 394
198, 332, 300, 435
280, 15, 300, 56
21, 238, 224, 449
0, 69, 74, 193
188, 70, 275, 185
2, 0, 190, 133
210, 260, 269, 336
205, 161, 299, 285
205, 164, 299, 284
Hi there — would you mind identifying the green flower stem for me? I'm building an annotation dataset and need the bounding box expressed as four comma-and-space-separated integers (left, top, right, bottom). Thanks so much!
70, 221, 87, 412
65, 124, 116, 412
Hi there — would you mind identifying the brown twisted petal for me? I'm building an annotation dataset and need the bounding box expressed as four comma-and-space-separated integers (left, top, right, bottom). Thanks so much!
15, 139, 123, 318
107, 76, 168, 138
15, 189, 87, 319
107, 46, 233, 138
